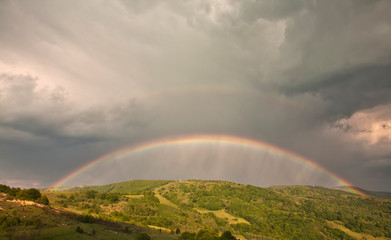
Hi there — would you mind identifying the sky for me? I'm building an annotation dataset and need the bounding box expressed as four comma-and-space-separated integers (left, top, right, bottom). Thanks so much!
1, 0, 391, 191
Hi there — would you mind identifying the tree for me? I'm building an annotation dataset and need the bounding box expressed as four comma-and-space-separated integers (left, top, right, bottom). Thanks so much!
0, 184, 10, 193
38, 195, 50, 205
220, 231, 237, 240
196, 229, 219, 240
84, 190, 98, 199
16, 188, 41, 201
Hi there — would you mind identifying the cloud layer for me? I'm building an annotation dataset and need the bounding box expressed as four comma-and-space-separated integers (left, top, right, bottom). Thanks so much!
1, 0, 391, 190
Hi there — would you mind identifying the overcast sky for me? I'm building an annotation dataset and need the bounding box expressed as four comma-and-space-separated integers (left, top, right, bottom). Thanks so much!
1, 0, 391, 191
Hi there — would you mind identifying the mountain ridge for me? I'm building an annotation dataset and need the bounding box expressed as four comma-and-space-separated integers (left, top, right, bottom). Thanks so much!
50, 179, 391, 199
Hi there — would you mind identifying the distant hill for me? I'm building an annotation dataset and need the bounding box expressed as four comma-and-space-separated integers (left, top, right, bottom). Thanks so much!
334, 185, 391, 199
41, 180, 391, 240
52, 180, 172, 194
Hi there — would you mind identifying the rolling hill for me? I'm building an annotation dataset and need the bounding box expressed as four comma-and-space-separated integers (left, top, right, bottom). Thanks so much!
334, 186, 391, 199
0, 191, 176, 240
43, 180, 391, 240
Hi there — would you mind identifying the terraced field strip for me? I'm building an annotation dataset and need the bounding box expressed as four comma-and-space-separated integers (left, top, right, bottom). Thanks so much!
327, 221, 387, 240
195, 208, 250, 225
148, 225, 171, 233
124, 194, 143, 198
154, 193, 179, 209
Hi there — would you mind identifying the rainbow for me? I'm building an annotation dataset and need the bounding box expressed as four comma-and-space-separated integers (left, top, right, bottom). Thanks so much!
51, 135, 365, 196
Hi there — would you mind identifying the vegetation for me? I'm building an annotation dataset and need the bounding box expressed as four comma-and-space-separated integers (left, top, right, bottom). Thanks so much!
0, 183, 176, 239
0, 184, 50, 205
2, 180, 391, 239
54, 180, 172, 194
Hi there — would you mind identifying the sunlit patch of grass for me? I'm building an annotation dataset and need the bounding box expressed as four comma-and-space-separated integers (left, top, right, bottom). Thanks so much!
195, 208, 250, 225
155, 193, 180, 209
327, 221, 388, 240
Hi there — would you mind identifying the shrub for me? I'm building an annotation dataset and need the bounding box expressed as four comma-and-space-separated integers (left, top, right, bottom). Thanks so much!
38, 195, 50, 205
76, 214, 94, 223
16, 188, 41, 201
196, 229, 219, 240
84, 190, 98, 199
180, 232, 196, 240
136, 232, 151, 240
220, 231, 237, 240
76, 226, 84, 233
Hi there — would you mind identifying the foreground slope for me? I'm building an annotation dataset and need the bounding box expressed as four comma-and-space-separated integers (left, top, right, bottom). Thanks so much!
0, 193, 176, 240
46, 180, 391, 240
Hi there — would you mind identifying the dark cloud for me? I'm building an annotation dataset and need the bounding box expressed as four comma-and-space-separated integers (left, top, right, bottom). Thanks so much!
0, 1, 390, 191
284, 63, 391, 121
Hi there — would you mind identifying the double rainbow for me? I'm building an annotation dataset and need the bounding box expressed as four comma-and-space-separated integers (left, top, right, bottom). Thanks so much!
51, 135, 364, 196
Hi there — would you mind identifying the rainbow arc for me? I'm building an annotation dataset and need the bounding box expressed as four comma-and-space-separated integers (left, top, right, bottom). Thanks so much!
51, 135, 365, 196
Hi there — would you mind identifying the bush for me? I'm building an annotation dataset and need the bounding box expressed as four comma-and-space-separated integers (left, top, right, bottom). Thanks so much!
84, 190, 98, 199
0, 184, 11, 193
180, 232, 196, 240
76, 214, 94, 223
16, 188, 41, 201
76, 226, 84, 233
196, 229, 219, 240
123, 226, 131, 234
38, 195, 50, 205
136, 232, 151, 240
220, 231, 237, 240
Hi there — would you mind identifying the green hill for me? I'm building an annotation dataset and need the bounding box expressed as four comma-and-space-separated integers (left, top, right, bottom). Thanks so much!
0, 192, 176, 240
334, 186, 391, 199
41, 180, 391, 240
53, 180, 172, 194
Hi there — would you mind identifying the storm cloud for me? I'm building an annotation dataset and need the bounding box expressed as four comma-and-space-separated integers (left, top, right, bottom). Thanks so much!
1, 0, 391, 191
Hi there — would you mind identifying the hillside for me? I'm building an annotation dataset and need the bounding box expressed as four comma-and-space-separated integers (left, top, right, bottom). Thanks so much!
43, 180, 391, 240
0, 192, 177, 240
53, 180, 173, 194
334, 186, 391, 199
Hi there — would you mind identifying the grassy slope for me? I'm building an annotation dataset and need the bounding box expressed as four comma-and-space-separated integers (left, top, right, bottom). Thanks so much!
0, 195, 176, 240
46, 180, 391, 240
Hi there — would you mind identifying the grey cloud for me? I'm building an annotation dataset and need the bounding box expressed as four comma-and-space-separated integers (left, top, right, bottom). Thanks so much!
274, 0, 391, 86
285, 64, 391, 121
0, 1, 391, 191
0, 74, 152, 146
238, 0, 307, 22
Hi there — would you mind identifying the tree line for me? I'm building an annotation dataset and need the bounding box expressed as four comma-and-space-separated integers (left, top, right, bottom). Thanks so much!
0, 184, 49, 205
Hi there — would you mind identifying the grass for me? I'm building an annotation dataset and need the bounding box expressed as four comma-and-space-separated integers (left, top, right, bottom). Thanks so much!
0, 195, 177, 240
327, 221, 388, 240
195, 209, 250, 225
154, 193, 180, 210
53, 180, 172, 194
